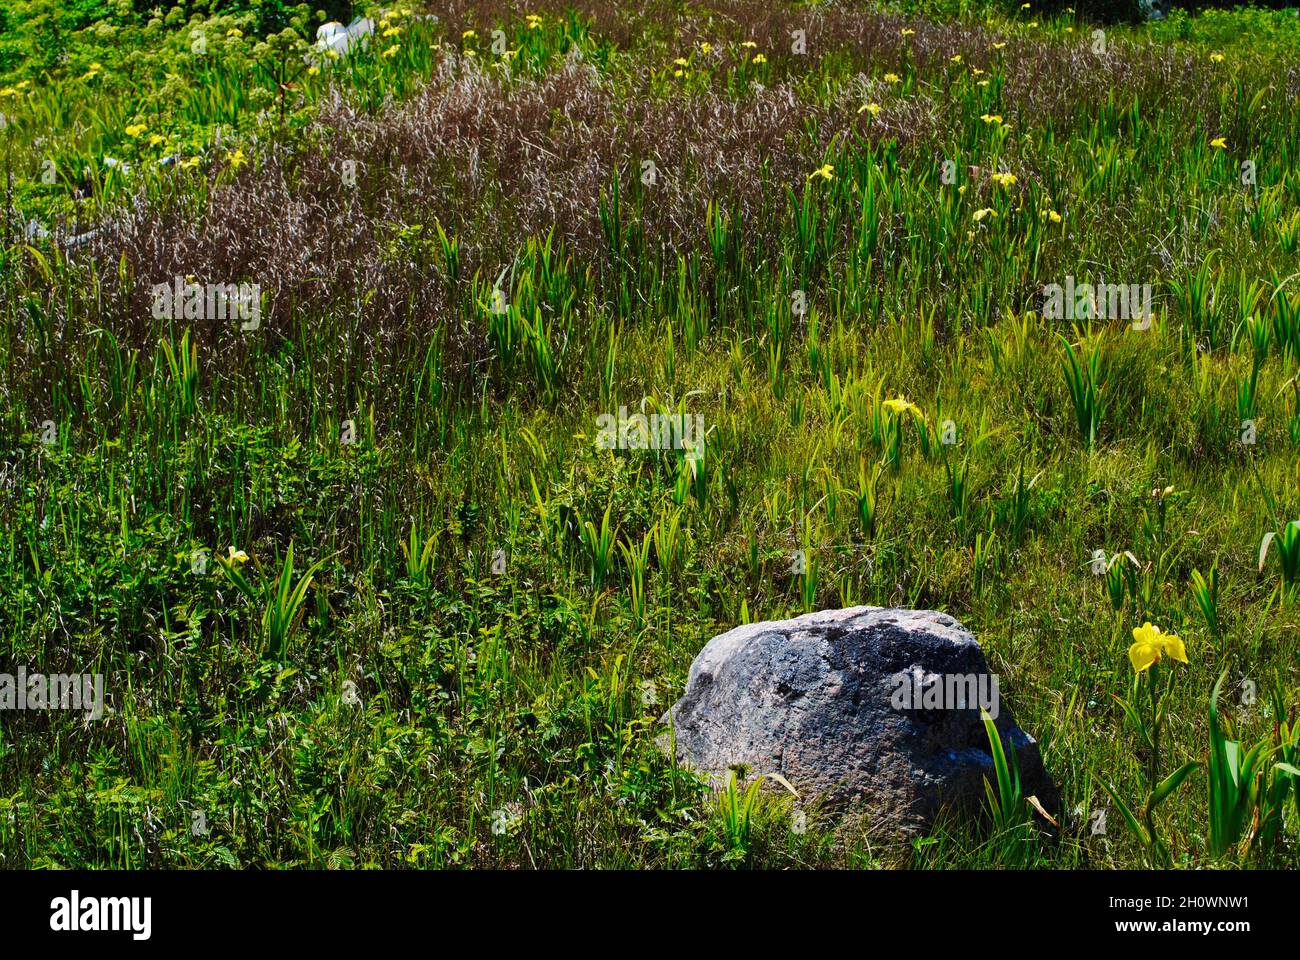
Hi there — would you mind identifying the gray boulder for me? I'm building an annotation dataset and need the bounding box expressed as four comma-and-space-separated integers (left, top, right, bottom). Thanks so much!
660, 606, 1057, 832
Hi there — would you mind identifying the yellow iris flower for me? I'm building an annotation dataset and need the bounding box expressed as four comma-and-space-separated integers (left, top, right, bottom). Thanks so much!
1128, 623, 1187, 673
883, 397, 920, 416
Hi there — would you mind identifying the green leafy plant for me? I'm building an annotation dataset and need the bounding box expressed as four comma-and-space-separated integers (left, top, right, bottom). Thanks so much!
1258, 520, 1300, 587
1099, 623, 1199, 867
853, 458, 883, 539
1102, 551, 1139, 612
1189, 565, 1219, 637
1255, 685, 1300, 852
581, 503, 618, 590
980, 708, 1056, 866
1003, 460, 1036, 544
399, 523, 440, 587
1206, 671, 1300, 859
617, 532, 650, 625
981, 708, 1027, 834
1058, 333, 1106, 448
717, 767, 797, 862
219, 543, 330, 659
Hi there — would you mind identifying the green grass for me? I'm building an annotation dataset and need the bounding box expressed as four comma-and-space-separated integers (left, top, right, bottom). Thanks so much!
1, 0, 1299, 869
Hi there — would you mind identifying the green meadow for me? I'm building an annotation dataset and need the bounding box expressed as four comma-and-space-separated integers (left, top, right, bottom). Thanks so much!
1, 0, 1299, 868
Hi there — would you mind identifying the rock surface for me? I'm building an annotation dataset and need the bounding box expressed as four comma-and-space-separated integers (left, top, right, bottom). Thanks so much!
660, 606, 1057, 831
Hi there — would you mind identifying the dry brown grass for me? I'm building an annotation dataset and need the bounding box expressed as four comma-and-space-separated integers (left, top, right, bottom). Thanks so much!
4, 0, 1252, 412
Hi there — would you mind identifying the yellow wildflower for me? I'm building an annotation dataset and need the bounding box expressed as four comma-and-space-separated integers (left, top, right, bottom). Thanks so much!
808, 163, 834, 181
1128, 623, 1187, 673
883, 397, 920, 416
